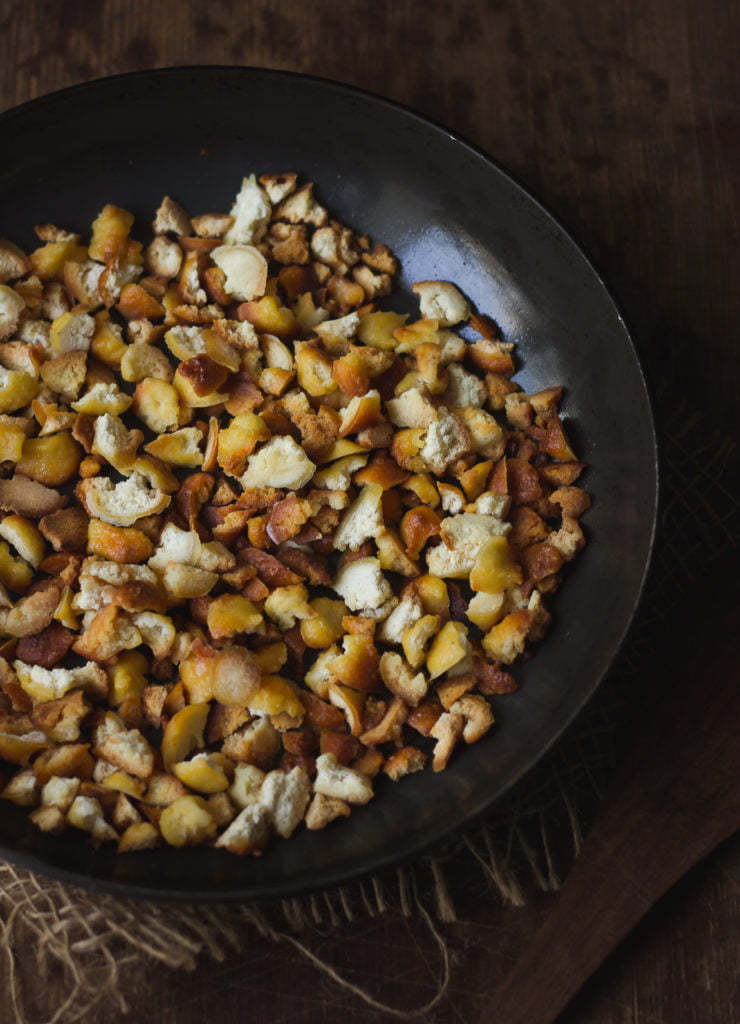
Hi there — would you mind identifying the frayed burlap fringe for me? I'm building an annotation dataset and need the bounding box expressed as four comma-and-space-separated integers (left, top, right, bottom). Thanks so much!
0, 818, 568, 1024
0, 390, 736, 1024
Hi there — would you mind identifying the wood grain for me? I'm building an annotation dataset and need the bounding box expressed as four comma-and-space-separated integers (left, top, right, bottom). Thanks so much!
0, 1, 738, 1022
482, 560, 740, 1024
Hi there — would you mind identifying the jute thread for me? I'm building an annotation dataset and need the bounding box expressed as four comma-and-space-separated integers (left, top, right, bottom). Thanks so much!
275, 878, 452, 1019
0, 390, 736, 1023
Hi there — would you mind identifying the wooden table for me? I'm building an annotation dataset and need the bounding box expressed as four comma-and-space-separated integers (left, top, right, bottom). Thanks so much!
1, 1, 738, 1021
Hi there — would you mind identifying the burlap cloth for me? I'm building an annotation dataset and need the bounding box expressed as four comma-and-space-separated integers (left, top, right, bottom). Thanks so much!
1, 384, 737, 1023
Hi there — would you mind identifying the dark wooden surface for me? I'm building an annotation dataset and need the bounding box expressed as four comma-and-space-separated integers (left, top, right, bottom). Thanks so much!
485, 557, 740, 1024
1, 1, 738, 1021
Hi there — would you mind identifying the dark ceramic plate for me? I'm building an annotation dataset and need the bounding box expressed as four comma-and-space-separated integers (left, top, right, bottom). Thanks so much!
0, 67, 658, 902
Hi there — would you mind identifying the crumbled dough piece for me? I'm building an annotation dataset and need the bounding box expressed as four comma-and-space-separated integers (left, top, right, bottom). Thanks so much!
385, 386, 438, 428
75, 558, 159, 614
132, 611, 176, 658
39, 350, 87, 399
427, 512, 511, 578
164, 323, 208, 360
259, 173, 297, 204
419, 407, 471, 475
548, 516, 585, 561
466, 491, 510, 517
40, 775, 80, 811
67, 796, 118, 842
191, 213, 234, 238
152, 195, 192, 236
0, 285, 26, 340
96, 728, 154, 779
17, 317, 51, 349
229, 763, 266, 809
429, 711, 464, 771
213, 318, 259, 350
0, 240, 30, 283
310, 224, 361, 272
215, 802, 271, 854
14, 660, 99, 703
412, 280, 471, 326
121, 342, 174, 384
145, 235, 183, 278
332, 557, 394, 617
148, 522, 202, 573
3, 579, 63, 637
314, 311, 360, 347
259, 766, 311, 838
48, 310, 95, 353
305, 792, 351, 830
379, 652, 428, 706
377, 593, 423, 645
0, 477, 62, 518
304, 645, 340, 698
332, 484, 384, 552
312, 454, 368, 490
71, 381, 132, 416
444, 363, 487, 408
92, 413, 143, 471
449, 694, 495, 743
263, 584, 313, 631
274, 183, 328, 226
438, 330, 467, 364
223, 175, 272, 245
314, 753, 373, 805
211, 244, 268, 302
240, 435, 316, 490
78, 474, 170, 528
